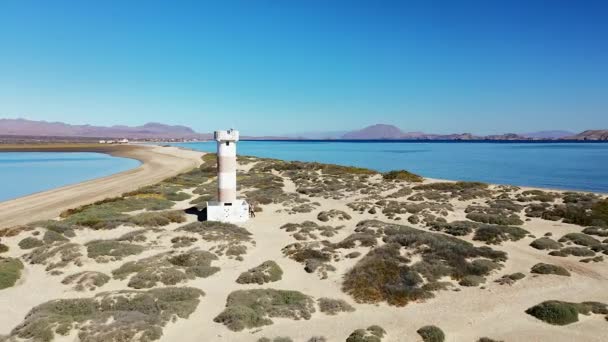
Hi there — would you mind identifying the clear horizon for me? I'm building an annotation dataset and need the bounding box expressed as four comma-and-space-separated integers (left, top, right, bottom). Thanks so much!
1, 1, 607, 136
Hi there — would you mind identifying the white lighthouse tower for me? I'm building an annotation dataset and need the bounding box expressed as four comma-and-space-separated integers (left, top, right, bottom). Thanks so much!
204, 129, 250, 223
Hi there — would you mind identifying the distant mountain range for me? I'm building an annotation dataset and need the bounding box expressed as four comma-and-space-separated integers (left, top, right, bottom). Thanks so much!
0, 119, 606, 141
0, 119, 206, 139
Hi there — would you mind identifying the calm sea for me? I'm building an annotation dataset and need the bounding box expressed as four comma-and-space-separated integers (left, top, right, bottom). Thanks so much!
174, 141, 608, 193
0, 152, 141, 202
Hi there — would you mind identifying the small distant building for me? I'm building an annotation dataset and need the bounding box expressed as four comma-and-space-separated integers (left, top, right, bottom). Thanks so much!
203, 129, 250, 223
99, 140, 106, 144
119, 138, 129, 144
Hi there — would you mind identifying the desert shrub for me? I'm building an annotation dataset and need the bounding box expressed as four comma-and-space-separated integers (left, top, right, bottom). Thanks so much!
428, 220, 479, 236
530, 263, 570, 276
30, 220, 76, 237
473, 225, 529, 245
465, 212, 523, 226
582, 226, 608, 237
343, 220, 506, 306
42, 230, 69, 244
347, 202, 376, 214
580, 255, 604, 263
549, 246, 595, 257
346, 251, 362, 258
61, 196, 174, 229
517, 190, 559, 203
527, 301, 578, 325
19, 236, 44, 249
529, 237, 562, 250
129, 210, 186, 227
282, 241, 336, 278
61, 271, 110, 291
258, 338, 293, 342
177, 221, 252, 259
495, 272, 525, 285
26, 243, 83, 271
458, 275, 486, 287
417, 325, 445, 342
524, 203, 552, 218
558, 233, 601, 247
307, 337, 327, 342
213, 289, 315, 331
86, 240, 145, 262
236, 260, 283, 284
345, 325, 386, 342
412, 182, 491, 200
317, 297, 355, 315
0, 257, 24, 290
7, 287, 204, 341
171, 236, 198, 248
317, 209, 352, 222
387, 186, 414, 198
0, 243, 8, 253
112, 250, 219, 288
280, 221, 341, 241
477, 338, 503, 342
124, 182, 193, 202
383, 170, 423, 182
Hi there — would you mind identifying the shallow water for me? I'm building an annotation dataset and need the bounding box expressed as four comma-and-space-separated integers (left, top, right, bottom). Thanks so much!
0, 152, 141, 201
175, 141, 608, 193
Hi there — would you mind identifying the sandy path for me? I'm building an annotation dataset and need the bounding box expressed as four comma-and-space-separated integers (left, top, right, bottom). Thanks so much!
0, 145, 203, 227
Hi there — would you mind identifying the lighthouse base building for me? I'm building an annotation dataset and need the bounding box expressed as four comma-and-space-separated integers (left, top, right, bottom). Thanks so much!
204, 129, 250, 223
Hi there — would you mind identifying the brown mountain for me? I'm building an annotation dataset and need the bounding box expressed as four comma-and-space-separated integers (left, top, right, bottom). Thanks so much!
341, 124, 405, 139
0, 118, 207, 139
564, 130, 608, 141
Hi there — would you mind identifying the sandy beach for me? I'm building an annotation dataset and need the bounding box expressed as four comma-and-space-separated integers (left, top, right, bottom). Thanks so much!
0, 144, 203, 227
0, 150, 607, 342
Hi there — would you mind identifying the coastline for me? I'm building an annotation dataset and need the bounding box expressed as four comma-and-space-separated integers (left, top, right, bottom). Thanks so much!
0, 144, 203, 228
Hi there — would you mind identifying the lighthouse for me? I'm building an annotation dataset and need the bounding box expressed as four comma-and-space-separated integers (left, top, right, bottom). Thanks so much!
204, 129, 250, 223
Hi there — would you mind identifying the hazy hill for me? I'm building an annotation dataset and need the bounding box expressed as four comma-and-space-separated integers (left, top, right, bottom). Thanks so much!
341, 124, 404, 139
0, 118, 206, 139
565, 130, 608, 141
522, 130, 574, 139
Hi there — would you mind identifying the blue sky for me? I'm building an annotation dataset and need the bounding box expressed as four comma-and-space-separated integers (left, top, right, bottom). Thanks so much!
1, 0, 606, 135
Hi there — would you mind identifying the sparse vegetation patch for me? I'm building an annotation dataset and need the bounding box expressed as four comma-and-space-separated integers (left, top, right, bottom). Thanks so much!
6, 287, 204, 341
61, 271, 110, 291
317, 297, 355, 315
214, 289, 315, 331
236, 260, 283, 284
0, 257, 24, 290
525, 300, 608, 325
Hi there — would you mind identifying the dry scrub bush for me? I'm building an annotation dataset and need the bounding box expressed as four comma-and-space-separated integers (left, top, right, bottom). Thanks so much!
213, 289, 315, 331
6, 287, 204, 342
236, 260, 282, 285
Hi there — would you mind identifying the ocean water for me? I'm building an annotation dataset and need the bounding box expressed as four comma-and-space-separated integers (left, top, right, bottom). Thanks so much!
174, 141, 608, 193
0, 152, 141, 202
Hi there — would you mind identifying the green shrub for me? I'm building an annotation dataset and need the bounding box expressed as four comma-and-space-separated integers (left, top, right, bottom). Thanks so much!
18, 236, 44, 249
529, 237, 562, 250
473, 225, 529, 245
417, 325, 445, 342
236, 260, 282, 284
6, 287, 204, 341
466, 212, 523, 226
530, 263, 570, 276
428, 220, 479, 236
549, 246, 595, 257
345, 325, 386, 342
458, 275, 486, 287
113, 250, 219, 288
26, 243, 83, 271
495, 272, 525, 285
525, 301, 580, 325
0, 257, 24, 290
42, 230, 69, 244
61, 271, 110, 291
61, 196, 174, 229
213, 289, 315, 331
343, 220, 506, 306
317, 209, 352, 222
317, 297, 355, 315
383, 170, 423, 182
0, 243, 8, 253
558, 233, 601, 247
582, 226, 608, 237
86, 240, 145, 262
128, 210, 186, 227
